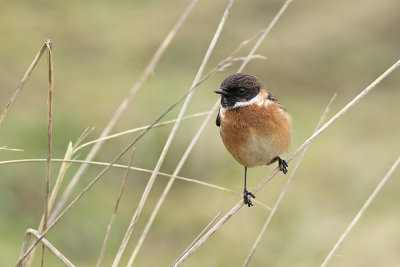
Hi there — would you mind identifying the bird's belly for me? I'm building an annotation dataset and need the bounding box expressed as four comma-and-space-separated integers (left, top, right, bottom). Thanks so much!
220, 130, 277, 167
241, 133, 278, 167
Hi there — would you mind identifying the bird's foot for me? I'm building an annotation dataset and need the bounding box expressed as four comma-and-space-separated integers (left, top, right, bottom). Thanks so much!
278, 157, 288, 174
243, 189, 256, 207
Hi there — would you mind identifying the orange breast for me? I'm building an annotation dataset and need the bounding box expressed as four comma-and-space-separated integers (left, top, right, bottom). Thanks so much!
219, 101, 291, 167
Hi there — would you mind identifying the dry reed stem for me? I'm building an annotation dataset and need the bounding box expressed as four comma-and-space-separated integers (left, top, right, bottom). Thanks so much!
172, 211, 223, 266
172, 60, 400, 266
18, 230, 32, 267
47, 143, 74, 213
49, 0, 200, 222
24, 229, 75, 267
111, 1, 235, 265
96, 148, 136, 267
0, 158, 270, 209
133, 0, 294, 263
243, 93, 337, 267
40, 39, 54, 267
10, 40, 53, 267
0, 43, 47, 128
75, 111, 211, 151
321, 156, 400, 267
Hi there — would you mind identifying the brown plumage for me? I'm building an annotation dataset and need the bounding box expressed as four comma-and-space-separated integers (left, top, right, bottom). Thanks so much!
214, 73, 292, 207
219, 92, 291, 167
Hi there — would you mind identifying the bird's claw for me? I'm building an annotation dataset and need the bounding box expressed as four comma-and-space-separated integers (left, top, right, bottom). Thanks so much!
243, 189, 256, 207
278, 158, 288, 174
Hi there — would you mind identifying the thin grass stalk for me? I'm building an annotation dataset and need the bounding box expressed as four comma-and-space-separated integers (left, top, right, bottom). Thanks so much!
26, 229, 75, 267
0, 42, 47, 128
47, 143, 74, 213
321, 156, 400, 267
96, 148, 136, 267
0, 158, 270, 209
243, 93, 337, 267
17, 230, 32, 267
111, 1, 235, 266
49, 0, 200, 223
40, 40, 54, 267
6, 158, 263, 209
0, 158, 235, 194
0, 146, 24, 151
75, 111, 211, 151
172, 212, 223, 266
172, 59, 400, 266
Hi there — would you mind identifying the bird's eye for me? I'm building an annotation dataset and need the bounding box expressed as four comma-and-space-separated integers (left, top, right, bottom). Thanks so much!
237, 88, 245, 95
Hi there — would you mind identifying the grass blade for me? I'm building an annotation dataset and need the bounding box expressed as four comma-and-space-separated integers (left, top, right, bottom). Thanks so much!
320, 156, 400, 267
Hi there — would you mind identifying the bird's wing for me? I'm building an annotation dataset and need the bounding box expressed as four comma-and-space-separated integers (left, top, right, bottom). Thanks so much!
216, 108, 221, 127
267, 91, 287, 112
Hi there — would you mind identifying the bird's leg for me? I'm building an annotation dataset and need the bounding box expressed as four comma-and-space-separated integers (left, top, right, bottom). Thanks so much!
243, 166, 255, 207
278, 157, 288, 174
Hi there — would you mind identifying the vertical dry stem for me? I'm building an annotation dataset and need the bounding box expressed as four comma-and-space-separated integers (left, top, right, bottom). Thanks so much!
321, 156, 400, 267
40, 39, 54, 267
96, 148, 136, 267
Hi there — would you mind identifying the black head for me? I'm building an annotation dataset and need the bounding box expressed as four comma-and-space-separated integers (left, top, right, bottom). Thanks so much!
214, 73, 264, 109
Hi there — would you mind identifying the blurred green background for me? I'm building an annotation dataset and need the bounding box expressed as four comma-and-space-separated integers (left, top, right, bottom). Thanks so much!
1, 0, 399, 266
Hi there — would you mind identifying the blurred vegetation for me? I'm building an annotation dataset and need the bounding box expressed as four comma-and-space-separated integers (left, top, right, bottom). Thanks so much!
0, 0, 399, 266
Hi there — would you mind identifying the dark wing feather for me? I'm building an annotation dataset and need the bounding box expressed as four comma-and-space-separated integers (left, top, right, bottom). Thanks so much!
216, 108, 221, 127
267, 91, 287, 112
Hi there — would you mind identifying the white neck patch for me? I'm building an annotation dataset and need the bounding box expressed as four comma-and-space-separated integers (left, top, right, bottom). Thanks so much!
231, 95, 259, 109
221, 94, 271, 110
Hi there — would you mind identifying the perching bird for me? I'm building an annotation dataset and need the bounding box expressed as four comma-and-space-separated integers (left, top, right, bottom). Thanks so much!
214, 73, 292, 207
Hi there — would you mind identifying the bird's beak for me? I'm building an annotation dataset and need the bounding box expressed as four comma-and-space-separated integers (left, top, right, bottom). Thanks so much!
213, 89, 226, 95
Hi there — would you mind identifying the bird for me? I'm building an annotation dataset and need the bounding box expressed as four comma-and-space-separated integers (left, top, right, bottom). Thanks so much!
214, 73, 292, 207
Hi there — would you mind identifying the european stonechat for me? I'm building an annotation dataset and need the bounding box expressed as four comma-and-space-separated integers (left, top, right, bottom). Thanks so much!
214, 73, 292, 207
